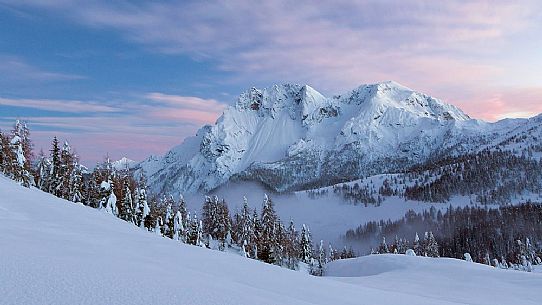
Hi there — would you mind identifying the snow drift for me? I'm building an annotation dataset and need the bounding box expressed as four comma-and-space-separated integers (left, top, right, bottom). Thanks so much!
326, 254, 542, 305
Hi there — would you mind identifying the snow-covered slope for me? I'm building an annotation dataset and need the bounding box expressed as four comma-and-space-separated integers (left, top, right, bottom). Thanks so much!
327, 254, 542, 305
138, 81, 541, 195
2, 176, 540, 304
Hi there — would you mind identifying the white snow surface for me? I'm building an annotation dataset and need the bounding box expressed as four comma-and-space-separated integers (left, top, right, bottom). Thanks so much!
2, 176, 541, 305
326, 254, 542, 305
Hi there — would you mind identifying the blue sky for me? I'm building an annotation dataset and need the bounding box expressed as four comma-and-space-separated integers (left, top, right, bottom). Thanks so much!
1, 0, 541, 164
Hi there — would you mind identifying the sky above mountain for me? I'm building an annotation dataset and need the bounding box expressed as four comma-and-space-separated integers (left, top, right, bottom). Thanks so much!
1, 0, 541, 164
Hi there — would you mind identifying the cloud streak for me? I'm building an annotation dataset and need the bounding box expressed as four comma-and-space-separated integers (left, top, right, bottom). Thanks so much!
0, 93, 225, 164
0, 54, 85, 83
0, 97, 118, 113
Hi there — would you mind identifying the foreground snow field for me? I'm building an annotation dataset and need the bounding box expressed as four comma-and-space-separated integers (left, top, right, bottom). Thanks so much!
327, 254, 542, 305
1, 176, 541, 305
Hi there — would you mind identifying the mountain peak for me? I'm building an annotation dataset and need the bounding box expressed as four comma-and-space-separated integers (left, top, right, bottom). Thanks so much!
139, 81, 484, 194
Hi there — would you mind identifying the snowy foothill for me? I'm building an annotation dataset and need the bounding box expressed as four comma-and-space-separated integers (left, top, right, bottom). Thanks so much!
2, 175, 542, 305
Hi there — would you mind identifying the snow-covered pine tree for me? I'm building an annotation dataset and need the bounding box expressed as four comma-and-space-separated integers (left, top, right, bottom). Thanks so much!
140, 190, 151, 229
137, 175, 151, 229
299, 224, 313, 264
12, 120, 33, 172
284, 219, 299, 269
119, 179, 134, 223
0, 130, 10, 175
68, 160, 83, 203
413, 232, 421, 256
259, 194, 279, 264
34, 149, 50, 191
378, 236, 389, 254
217, 198, 232, 248
311, 240, 326, 276
251, 209, 261, 259
525, 238, 537, 264
425, 231, 439, 257
187, 214, 200, 246
9, 134, 31, 187
236, 196, 253, 249
104, 181, 118, 216
173, 209, 184, 241
154, 216, 163, 237
202, 196, 218, 240
132, 187, 141, 224
241, 240, 249, 258
58, 141, 75, 199
163, 195, 175, 239
48, 137, 61, 196
328, 243, 336, 262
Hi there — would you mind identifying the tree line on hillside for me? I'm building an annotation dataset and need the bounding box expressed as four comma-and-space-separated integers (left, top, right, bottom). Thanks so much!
1, 120, 355, 275
311, 150, 542, 206
404, 150, 542, 204
345, 204, 542, 271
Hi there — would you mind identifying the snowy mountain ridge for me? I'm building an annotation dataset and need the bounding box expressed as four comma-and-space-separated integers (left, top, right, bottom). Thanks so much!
138, 81, 539, 195
112, 157, 137, 171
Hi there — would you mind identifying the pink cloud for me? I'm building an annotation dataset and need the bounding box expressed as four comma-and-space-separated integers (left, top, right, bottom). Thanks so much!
0, 92, 226, 164
453, 87, 542, 121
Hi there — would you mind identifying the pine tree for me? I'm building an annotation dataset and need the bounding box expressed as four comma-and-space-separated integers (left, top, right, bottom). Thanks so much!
251, 209, 261, 258
311, 240, 326, 276
12, 120, 32, 171
299, 224, 313, 264
163, 195, 175, 239
154, 216, 163, 236
236, 196, 253, 248
104, 180, 118, 216
35, 150, 50, 191
173, 209, 184, 241
202, 196, 217, 239
177, 195, 188, 228
48, 137, 61, 196
188, 214, 200, 246
9, 134, 31, 187
285, 219, 299, 269
217, 198, 232, 248
68, 160, 83, 203
259, 194, 279, 264
241, 240, 249, 258
425, 231, 439, 257
132, 188, 141, 224
0, 130, 10, 174
378, 236, 389, 254
59, 141, 75, 199
413, 232, 421, 256
119, 179, 134, 223
137, 176, 151, 229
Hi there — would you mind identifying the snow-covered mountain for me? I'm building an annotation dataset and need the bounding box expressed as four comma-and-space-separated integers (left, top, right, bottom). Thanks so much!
112, 157, 137, 171
138, 81, 539, 195
2, 175, 541, 305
